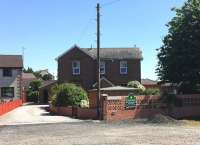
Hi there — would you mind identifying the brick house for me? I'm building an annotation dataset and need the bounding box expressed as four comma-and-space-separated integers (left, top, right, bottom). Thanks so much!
141, 78, 159, 89
56, 45, 143, 90
22, 73, 37, 90
0, 55, 23, 100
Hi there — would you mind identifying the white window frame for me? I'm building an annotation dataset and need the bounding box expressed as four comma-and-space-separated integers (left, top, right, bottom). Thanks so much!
120, 61, 128, 74
100, 61, 105, 75
72, 61, 80, 75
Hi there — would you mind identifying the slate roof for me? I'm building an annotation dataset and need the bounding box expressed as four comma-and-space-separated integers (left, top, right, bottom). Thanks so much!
56, 45, 143, 60
22, 73, 36, 79
90, 86, 138, 91
0, 55, 23, 68
81, 47, 143, 59
39, 80, 57, 89
22, 73, 37, 89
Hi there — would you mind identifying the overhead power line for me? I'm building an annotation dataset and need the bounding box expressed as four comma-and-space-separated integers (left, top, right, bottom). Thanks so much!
77, 12, 95, 44
77, 16, 94, 44
101, 0, 121, 7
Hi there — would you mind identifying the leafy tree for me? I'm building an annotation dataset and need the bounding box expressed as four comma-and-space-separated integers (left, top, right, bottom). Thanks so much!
29, 80, 42, 91
23, 67, 53, 81
157, 0, 200, 93
42, 74, 53, 81
51, 83, 88, 107
28, 80, 42, 102
23, 67, 34, 73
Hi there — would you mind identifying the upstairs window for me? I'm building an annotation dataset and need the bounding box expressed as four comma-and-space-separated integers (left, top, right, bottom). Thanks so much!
72, 61, 80, 75
100, 61, 105, 75
3, 68, 12, 77
120, 61, 128, 74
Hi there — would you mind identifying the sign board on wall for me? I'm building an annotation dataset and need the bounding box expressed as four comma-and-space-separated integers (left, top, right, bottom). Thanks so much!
125, 93, 136, 109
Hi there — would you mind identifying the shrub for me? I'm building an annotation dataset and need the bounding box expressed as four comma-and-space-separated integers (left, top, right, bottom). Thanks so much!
127, 81, 146, 91
51, 83, 88, 107
80, 100, 89, 108
143, 88, 160, 96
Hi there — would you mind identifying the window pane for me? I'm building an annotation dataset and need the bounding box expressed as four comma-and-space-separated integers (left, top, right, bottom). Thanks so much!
1, 87, 14, 98
74, 68, 80, 74
120, 68, 127, 73
72, 61, 80, 75
72, 61, 80, 68
120, 61, 128, 74
100, 61, 105, 74
120, 61, 127, 67
3, 69, 12, 77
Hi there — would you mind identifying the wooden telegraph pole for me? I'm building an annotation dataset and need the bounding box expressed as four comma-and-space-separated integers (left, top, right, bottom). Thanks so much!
96, 3, 101, 119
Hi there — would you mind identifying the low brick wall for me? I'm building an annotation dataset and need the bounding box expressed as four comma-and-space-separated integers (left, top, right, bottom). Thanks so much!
171, 94, 200, 118
50, 94, 200, 121
103, 94, 200, 121
77, 107, 97, 119
50, 106, 97, 119
0, 99, 22, 116
103, 95, 168, 121
171, 106, 200, 119
50, 106, 73, 117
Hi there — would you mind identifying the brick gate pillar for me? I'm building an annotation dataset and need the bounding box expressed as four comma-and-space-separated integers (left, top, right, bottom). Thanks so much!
101, 94, 108, 120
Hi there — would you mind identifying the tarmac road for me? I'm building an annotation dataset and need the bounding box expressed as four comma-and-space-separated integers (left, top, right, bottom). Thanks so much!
0, 104, 81, 125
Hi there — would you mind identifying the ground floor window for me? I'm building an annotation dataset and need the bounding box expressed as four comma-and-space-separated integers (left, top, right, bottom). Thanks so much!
1, 87, 14, 98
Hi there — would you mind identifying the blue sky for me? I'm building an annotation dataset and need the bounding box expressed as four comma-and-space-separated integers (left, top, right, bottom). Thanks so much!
0, 0, 185, 79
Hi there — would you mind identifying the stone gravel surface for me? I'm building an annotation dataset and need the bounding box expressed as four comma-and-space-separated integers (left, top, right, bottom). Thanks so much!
0, 121, 199, 145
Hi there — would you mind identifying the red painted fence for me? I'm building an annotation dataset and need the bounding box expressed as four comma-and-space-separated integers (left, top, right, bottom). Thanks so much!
0, 99, 22, 116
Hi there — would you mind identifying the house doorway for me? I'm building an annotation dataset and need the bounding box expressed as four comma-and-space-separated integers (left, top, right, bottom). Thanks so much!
43, 90, 49, 104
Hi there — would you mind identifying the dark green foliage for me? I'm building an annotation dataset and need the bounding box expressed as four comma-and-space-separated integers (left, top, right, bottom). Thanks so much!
157, 0, 200, 94
28, 80, 42, 102
23, 67, 34, 73
51, 83, 88, 107
161, 92, 183, 107
23, 67, 53, 81
42, 74, 53, 81
161, 93, 176, 106
143, 88, 160, 96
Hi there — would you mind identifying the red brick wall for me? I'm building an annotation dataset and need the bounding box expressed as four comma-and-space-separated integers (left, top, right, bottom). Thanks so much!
89, 89, 137, 108
57, 47, 141, 90
57, 47, 96, 90
50, 106, 97, 119
51, 94, 200, 121
77, 107, 97, 119
103, 94, 200, 121
50, 106, 73, 117
103, 95, 167, 121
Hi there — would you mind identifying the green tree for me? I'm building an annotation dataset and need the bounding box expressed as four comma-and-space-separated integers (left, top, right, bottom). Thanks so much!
42, 74, 53, 81
51, 83, 88, 107
28, 80, 42, 102
157, 0, 200, 93
23, 67, 34, 73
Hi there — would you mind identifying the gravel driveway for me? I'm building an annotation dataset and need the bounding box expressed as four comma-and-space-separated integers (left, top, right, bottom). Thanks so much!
0, 104, 81, 125
0, 122, 199, 145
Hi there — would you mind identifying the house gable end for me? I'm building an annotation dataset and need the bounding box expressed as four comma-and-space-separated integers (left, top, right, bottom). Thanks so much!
56, 45, 94, 61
